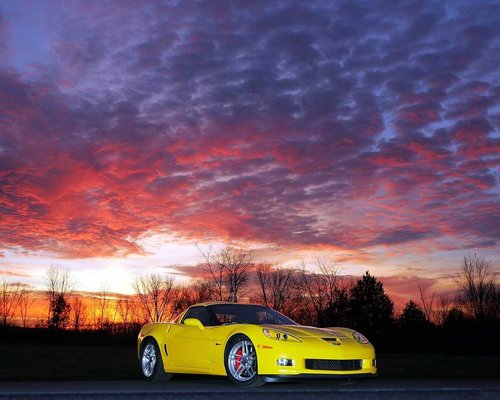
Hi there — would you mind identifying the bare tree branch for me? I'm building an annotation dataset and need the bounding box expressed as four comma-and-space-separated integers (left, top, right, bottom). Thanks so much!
18, 287, 36, 328
45, 265, 75, 329
1, 279, 21, 326
133, 273, 174, 323
456, 254, 498, 320
417, 281, 435, 322
198, 246, 253, 302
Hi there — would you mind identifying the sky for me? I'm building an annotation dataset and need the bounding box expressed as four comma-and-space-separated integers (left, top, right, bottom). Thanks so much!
0, 0, 498, 304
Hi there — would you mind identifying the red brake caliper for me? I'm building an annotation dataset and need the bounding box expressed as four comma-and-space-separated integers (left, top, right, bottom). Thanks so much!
235, 347, 243, 371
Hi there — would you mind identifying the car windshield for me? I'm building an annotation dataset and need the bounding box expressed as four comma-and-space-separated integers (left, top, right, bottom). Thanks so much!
206, 304, 298, 326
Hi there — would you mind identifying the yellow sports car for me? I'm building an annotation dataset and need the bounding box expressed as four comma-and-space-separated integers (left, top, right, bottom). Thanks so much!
137, 302, 376, 386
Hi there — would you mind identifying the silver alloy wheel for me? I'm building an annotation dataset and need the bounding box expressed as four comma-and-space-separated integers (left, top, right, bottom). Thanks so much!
227, 340, 257, 382
141, 343, 157, 378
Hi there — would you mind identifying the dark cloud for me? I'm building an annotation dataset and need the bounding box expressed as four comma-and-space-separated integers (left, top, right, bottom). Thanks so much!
0, 14, 6, 61
0, 0, 498, 258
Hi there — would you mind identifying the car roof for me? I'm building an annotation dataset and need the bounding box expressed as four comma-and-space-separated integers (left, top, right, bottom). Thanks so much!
189, 302, 264, 308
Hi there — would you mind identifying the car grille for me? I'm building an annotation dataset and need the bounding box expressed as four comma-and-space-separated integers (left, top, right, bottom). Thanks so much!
305, 359, 362, 371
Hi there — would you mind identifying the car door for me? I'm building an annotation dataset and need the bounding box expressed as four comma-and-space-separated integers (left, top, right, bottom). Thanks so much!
167, 306, 212, 370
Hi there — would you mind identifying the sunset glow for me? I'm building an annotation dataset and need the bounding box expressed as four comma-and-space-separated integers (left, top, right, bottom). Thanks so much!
0, 1, 498, 308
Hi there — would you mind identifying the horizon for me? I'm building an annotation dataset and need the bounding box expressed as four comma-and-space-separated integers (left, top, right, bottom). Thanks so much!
0, 1, 498, 306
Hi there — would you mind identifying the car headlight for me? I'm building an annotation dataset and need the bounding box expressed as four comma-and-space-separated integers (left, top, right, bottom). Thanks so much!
352, 331, 370, 344
262, 328, 302, 342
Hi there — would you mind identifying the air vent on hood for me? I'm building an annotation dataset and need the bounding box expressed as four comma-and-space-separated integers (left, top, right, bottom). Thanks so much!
322, 337, 341, 345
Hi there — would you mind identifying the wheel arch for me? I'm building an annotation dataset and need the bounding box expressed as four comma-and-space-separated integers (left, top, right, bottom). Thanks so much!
138, 335, 159, 358
223, 327, 266, 365
137, 323, 171, 360
223, 330, 264, 386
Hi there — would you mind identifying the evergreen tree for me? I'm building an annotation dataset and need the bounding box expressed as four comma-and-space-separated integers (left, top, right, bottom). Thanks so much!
48, 293, 71, 329
325, 287, 350, 327
348, 271, 394, 344
399, 300, 429, 330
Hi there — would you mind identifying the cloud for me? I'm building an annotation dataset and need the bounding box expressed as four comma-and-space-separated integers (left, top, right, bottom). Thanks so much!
0, 11, 7, 59
379, 275, 442, 311
0, 0, 498, 260
0, 270, 30, 278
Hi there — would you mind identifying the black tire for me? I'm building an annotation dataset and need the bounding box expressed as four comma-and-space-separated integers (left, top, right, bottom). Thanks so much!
224, 334, 265, 387
139, 338, 172, 382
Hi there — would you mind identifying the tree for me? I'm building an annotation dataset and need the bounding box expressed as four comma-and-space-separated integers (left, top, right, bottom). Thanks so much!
133, 273, 174, 323
50, 293, 71, 329
397, 300, 434, 352
45, 265, 75, 329
220, 247, 253, 302
96, 283, 110, 329
18, 287, 36, 328
295, 259, 347, 326
198, 246, 225, 301
71, 296, 87, 331
199, 246, 254, 302
256, 264, 295, 313
1, 279, 21, 326
435, 294, 453, 326
170, 285, 195, 318
417, 281, 435, 322
348, 271, 394, 342
456, 254, 498, 321
116, 296, 134, 324
191, 280, 213, 304
398, 300, 430, 330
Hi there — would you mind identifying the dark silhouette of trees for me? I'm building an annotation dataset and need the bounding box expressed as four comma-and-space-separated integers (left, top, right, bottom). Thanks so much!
191, 280, 213, 304
50, 294, 71, 329
133, 273, 174, 323
18, 287, 35, 328
1, 279, 21, 326
417, 282, 435, 322
456, 254, 499, 321
348, 271, 394, 345
116, 297, 135, 325
325, 285, 350, 327
220, 247, 254, 302
95, 283, 111, 329
46, 265, 75, 329
295, 259, 348, 326
399, 300, 429, 330
170, 285, 196, 318
199, 246, 225, 301
395, 301, 435, 353
399, 301, 433, 335
2, 253, 497, 356
199, 246, 254, 302
256, 264, 296, 314
71, 296, 87, 331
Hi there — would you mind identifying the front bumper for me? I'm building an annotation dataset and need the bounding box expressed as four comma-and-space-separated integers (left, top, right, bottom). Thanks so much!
255, 336, 377, 377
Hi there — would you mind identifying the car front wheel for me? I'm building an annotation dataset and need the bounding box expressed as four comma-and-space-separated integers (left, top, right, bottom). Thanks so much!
224, 334, 264, 386
140, 338, 172, 382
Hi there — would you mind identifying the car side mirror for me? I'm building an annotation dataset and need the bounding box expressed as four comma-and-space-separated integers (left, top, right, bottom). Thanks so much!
184, 318, 205, 330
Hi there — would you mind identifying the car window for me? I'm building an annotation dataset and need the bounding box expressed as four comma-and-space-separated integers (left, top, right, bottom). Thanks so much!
181, 306, 211, 326
207, 304, 297, 325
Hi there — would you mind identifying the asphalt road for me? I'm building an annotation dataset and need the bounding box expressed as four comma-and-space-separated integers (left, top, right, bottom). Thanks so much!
0, 379, 499, 400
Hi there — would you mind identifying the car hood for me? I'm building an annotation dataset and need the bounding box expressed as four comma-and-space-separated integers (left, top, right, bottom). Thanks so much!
261, 324, 351, 339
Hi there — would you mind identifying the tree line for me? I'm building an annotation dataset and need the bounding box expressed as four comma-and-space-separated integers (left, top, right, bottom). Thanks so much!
1, 250, 498, 353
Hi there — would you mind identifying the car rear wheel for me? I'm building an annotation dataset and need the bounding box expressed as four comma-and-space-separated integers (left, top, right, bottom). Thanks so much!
140, 338, 172, 382
224, 334, 264, 386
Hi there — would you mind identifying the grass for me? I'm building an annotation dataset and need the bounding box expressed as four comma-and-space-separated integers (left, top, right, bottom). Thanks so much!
0, 343, 499, 381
